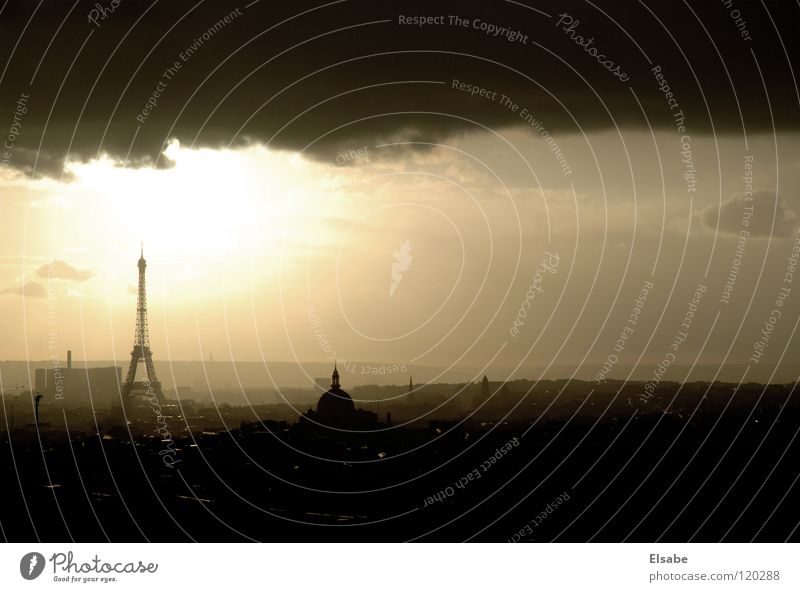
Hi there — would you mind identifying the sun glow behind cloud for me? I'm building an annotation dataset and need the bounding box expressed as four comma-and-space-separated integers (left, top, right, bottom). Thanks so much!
5, 129, 798, 368
27, 142, 351, 300
74, 142, 337, 255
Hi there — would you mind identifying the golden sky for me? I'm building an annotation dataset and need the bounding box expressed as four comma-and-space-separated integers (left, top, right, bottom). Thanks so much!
2, 129, 799, 383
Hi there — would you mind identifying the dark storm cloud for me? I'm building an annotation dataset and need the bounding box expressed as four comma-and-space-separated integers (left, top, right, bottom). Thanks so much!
0, 0, 798, 178
703, 189, 799, 238
7, 147, 76, 180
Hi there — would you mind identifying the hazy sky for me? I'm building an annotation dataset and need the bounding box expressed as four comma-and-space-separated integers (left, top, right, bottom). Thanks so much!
1, 0, 798, 383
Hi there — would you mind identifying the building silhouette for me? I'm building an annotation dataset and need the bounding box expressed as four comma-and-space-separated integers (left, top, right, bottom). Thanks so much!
303, 365, 377, 428
34, 350, 121, 406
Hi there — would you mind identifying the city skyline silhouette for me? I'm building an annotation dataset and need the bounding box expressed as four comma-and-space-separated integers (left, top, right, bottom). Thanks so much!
0, 0, 799, 546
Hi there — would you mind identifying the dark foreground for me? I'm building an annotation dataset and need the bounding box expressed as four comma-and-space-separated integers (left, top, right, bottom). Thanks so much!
1, 384, 798, 542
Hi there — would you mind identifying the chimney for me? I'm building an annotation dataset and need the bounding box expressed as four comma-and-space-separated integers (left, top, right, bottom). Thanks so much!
67, 350, 72, 370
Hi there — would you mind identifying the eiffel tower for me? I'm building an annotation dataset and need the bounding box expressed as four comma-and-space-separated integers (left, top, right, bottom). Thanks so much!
121, 245, 164, 403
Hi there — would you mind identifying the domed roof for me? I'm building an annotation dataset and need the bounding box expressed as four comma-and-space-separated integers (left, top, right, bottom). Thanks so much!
317, 387, 355, 417
316, 364, 356, 418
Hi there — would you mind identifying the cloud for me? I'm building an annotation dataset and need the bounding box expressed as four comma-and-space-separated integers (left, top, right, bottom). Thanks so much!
0, 0, 797, 178
7, 148, 76, 181
35, 260, 93, 281
2, 281, 46, 298
701, 189, 799, 238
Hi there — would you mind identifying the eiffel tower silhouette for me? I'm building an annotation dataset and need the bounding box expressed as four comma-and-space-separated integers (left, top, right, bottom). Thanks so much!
121, 244, 164, 403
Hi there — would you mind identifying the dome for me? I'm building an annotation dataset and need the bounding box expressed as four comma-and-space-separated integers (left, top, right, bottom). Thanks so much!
316, 364, 356, 418
317, 387, 355, 417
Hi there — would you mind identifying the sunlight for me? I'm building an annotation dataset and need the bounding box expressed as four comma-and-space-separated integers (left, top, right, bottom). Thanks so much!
54, 142, 345, 298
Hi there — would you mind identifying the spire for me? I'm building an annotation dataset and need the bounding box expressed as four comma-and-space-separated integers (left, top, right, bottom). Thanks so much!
409, 375, 413, 392
331, 363, 340, 389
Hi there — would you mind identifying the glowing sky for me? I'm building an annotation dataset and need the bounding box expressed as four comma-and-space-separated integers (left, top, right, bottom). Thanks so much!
1, 128, 799, 386
1, 0, 798, 384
